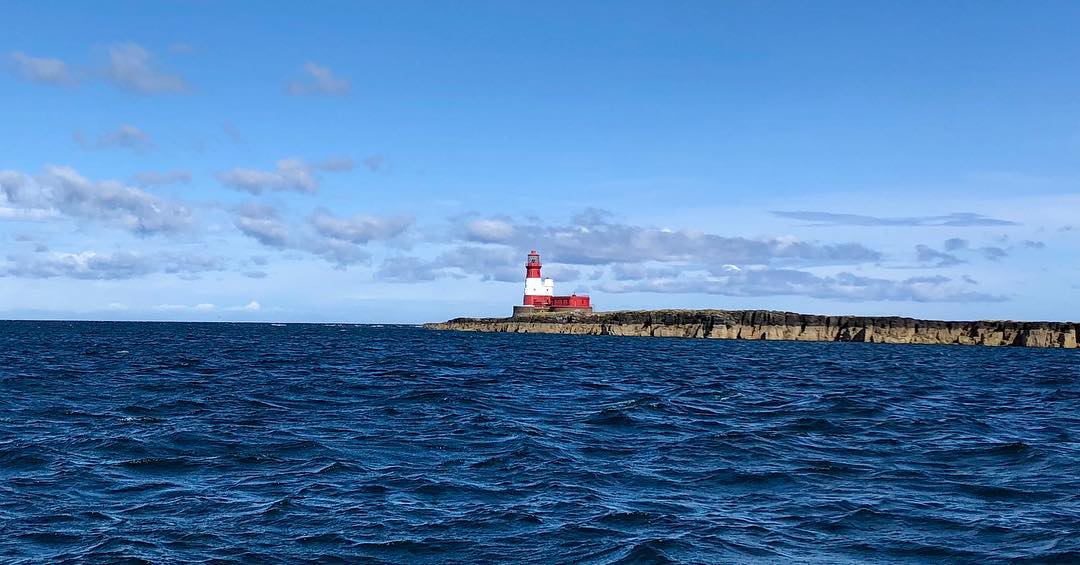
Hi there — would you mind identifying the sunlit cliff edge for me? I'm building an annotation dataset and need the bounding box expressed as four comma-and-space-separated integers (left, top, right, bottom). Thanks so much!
423, 310, 1079, 349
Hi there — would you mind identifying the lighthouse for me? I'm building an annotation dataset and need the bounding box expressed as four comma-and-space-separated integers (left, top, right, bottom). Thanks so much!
513, 250, 592, 316
523, 250, 555, 307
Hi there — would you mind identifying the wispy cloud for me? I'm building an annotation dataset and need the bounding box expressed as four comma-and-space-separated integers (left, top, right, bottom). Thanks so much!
217, 157, 353, 194
131, 170, 191, 187
363, 154, 385, 172
74, 124, 153, 151
380, 209, 885, 285
286, 62, 350, 96
600, 268, 1008, 303
981, 246, 1008, 261
933, 238, 1012, 263
0, 205, 57, 221
377, 246, 519, 283
915, 244, 965, 268
232, 203, 290, 247
457, 208, 883, 267
229, 300, 261, 312
308, 208, 414, 245
772, 211, 1018, 227
376, 256, 445, 283
104, 42, 189, 94
0, 166, 192, 236
152, 300, 258, 312
944, 238, 968, 251
462, 218, 515, 244
8, 44, 189, 93
230, 204, 413, 266
318, 157, 355, 171
221, 122, 245, 145
0, 250, 223, 280
7, 51, 76, 86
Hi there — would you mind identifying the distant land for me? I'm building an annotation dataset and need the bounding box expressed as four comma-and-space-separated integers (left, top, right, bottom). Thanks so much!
424, 310, 1079, 349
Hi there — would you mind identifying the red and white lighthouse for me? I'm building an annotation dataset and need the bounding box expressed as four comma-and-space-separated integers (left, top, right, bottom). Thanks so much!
514, 250, 592, 316
523, 250, 555, 307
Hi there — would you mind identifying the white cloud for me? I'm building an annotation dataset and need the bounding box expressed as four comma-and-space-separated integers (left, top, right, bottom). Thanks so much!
308, 208, 413, 244
377, 246, 520, 283
319, 156, 355, 171
105, 42, 189, 94
455, 208, 882, 267
232, 203, 290, 247
286, 62, 350, 96
363, 154, 385, 171
7, 51, 75, 86
463, 219, 515, 243
11, 250, 158, 278
915, 244, 965, 268
150, 302, 227, 313
217, 157, 352, 194
0, 166, 192, 235
221, 122, 245, 145
230, 205, 412, 266
74, 124, 153, 151
132, 170, 191, 187
772, 210, 1018, 227
600, 268, 1008, 303
0, 250, 223, 280
380, 209, 890, 286
0, 206, 57, 221
154, 303, 190, 311
227, 300, 261, 312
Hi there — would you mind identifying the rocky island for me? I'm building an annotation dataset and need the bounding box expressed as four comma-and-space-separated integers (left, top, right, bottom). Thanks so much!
423, 309, 1079, 349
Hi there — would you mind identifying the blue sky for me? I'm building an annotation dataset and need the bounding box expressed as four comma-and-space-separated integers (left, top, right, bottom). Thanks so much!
2, 2, 1078, 323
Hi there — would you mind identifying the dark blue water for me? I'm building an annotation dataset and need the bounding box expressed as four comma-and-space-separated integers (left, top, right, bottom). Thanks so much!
1, 321, 1078, 563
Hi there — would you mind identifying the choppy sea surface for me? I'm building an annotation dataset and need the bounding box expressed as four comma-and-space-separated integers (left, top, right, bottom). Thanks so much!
1, 321, 1078, 563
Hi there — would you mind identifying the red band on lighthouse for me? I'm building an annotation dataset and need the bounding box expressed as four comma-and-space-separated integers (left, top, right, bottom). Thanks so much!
525, 250, 542, 279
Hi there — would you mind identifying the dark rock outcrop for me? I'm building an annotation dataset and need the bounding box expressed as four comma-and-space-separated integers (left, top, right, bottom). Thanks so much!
423, 309, 1079, 349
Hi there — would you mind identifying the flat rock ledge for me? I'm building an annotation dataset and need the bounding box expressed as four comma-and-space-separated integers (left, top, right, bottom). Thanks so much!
423, 309, 1079, 349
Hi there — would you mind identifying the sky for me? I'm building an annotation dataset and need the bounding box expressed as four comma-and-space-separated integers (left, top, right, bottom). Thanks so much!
2, 2, 1079, 323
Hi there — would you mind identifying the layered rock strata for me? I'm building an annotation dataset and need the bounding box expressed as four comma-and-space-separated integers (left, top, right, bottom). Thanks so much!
423, 310, 1079, 349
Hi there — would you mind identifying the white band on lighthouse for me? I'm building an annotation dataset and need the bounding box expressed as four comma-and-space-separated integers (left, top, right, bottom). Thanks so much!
524, 277, 554, 297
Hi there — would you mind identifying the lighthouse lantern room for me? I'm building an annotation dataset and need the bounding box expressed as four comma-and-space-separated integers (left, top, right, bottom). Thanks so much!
513, 250, 592, 317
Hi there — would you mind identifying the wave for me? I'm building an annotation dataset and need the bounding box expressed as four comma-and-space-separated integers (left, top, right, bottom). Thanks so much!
1, 321, 1076, 562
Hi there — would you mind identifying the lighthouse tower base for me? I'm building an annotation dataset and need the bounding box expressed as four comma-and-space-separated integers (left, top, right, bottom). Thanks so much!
513, 305, 593, 317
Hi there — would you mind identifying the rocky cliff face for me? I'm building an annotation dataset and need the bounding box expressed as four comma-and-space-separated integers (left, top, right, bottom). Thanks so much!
423, 310, 1080, 349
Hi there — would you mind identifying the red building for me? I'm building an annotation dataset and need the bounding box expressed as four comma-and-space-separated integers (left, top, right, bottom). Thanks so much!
514, 250, 591, 316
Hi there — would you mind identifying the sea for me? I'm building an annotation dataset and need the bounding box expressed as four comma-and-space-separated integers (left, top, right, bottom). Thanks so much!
0, 321, 1077, 563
